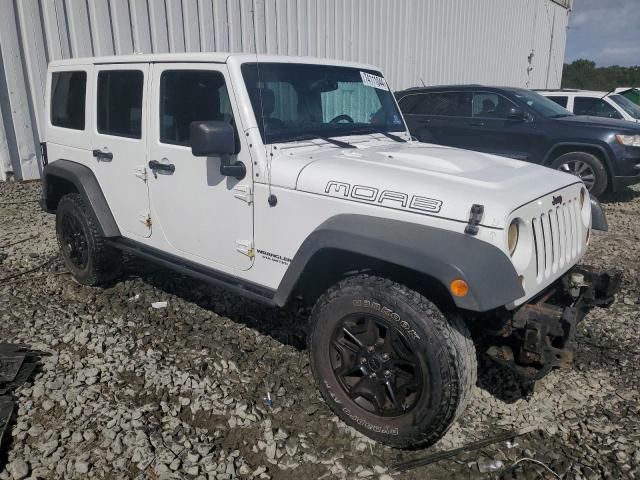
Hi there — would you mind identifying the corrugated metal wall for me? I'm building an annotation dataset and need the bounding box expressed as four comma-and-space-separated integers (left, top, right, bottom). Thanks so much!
0, 0, 569, 181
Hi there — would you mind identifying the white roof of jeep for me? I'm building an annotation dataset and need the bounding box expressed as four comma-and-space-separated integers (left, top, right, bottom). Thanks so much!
48, 52, 378, 71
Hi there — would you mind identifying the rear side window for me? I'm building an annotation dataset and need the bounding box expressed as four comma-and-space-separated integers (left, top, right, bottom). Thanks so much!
50, 71, 87, 130
547, 96, 568, 108
97, 70, 144, 138
160, 70, 232, 146
408, 92, 472, 117
574, 97, 622, 119
397, 94, 425, 114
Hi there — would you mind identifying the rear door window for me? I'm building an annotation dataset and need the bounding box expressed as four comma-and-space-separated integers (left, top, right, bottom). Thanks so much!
574, 97, 622, 119
51, 71, 87, 130
547, 96, 568, 108
411, 92, 472, 117
97, 70, 144, 138
397, 94, 425, 114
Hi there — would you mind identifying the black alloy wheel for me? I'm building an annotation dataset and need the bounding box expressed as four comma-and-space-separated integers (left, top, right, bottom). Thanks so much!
60, 212, 89, 270
331, 313, 424, 417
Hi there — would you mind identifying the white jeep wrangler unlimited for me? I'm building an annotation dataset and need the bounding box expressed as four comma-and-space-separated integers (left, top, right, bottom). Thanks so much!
41, 53, 620, 448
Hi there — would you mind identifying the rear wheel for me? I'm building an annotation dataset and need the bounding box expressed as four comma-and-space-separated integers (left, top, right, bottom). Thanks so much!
56, 193, 121, 286
308, 275, 476, 448
551, 152, 608, 197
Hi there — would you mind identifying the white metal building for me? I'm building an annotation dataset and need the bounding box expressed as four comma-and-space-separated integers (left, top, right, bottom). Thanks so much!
0, 0, 571, 181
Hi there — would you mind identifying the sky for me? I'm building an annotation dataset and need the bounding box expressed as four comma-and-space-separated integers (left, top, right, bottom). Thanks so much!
565, 0, 640, 66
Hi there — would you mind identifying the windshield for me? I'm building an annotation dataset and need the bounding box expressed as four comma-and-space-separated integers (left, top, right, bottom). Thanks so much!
241, 63, 405, 144
512, 89, 573, 118
609, 94, 640, 119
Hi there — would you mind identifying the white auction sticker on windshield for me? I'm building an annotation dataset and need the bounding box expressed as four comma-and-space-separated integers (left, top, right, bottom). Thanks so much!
360, 71, 388, 90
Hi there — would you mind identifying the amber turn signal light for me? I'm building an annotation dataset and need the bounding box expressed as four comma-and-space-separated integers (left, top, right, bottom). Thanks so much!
450, 279, 469, 297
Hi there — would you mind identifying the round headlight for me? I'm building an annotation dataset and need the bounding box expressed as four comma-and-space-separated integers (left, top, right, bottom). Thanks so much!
508, 220, 519, 256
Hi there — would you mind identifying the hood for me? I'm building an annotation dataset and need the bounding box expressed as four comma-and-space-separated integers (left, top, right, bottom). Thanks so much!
553, 114, 640, 132
276, 140, 581, 228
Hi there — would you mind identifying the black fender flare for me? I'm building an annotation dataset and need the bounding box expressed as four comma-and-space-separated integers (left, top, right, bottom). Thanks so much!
41, 160, 120, 237
274, 215, 524, 312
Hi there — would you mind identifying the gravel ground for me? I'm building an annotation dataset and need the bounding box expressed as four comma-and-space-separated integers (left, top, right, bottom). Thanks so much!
0, 181, 638, 480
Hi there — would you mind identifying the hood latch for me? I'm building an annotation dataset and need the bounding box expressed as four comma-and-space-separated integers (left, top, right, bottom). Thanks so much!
465, 204, 484, 236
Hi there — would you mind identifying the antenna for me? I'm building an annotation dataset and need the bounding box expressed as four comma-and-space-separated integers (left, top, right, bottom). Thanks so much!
251, 0, 276, 206
420, 78, 426, 87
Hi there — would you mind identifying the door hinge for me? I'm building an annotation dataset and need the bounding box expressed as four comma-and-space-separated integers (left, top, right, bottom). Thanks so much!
134, 166, 148, 182
139, 212, 152, 229
233, 185, 253, 204
236, 240, 254, 258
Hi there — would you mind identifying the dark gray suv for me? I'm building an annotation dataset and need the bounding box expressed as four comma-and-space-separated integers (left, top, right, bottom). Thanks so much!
395, 85, 640, 197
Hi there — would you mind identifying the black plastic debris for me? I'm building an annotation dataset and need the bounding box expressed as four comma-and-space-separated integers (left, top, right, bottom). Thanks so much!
0, 344, 42, 467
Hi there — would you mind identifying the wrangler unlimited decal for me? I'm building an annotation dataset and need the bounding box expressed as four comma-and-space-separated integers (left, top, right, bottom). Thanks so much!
325, 180, 443, 214
257, 249, 292, 266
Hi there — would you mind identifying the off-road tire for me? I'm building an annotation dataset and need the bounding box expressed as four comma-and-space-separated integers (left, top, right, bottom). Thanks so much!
551, 151, 608, 197
56, 193, 121, 286
308, 274, 477, 448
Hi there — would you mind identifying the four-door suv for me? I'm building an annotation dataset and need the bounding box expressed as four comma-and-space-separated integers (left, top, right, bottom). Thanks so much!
537, 89, 640, 124
41, 54, 620, 448
395, 85, 640, 197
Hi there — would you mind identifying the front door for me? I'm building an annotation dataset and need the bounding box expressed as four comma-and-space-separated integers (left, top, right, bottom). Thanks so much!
147, 63, 254, 271
467, 91, 541, 162
92, 64, 151, 238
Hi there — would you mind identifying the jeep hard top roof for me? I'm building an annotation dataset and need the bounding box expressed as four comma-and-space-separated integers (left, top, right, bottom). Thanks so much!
48, 52, 378, 71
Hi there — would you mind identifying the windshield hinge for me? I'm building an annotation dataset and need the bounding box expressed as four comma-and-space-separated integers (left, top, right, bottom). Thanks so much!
139, 212, 152, 229
465, 204, 484, 236
236, 240, 254, 258
233, 185, 253, 204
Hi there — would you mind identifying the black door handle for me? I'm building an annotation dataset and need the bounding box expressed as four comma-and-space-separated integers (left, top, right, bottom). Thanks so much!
220, 160, 246, 180
92, 149, 113, 160
148, 160, 175, 173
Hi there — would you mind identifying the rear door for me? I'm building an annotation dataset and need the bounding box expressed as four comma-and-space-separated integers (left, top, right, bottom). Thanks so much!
92, 64, 151, 238
399, 91, 472, 148
467, 91, 542, 161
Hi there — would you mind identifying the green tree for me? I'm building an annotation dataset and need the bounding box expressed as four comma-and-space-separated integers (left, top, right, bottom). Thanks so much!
562, 60, 640, 91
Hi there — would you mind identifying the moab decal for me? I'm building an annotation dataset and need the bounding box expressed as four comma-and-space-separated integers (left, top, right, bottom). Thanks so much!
325, 180, 442, 214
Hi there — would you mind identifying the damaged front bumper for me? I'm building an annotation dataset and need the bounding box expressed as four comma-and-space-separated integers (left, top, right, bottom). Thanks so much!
485, 266, 623, 380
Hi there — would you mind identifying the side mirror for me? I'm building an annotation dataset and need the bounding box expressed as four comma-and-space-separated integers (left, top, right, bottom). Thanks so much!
190, 121, 238, 157
506, 107, 526, 121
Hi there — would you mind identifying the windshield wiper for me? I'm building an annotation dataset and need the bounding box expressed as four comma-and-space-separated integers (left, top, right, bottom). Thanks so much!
278, 133, 356, 148
348, 127, 407, 143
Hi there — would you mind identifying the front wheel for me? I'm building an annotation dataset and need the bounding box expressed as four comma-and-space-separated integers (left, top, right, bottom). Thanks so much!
551, 152, 608, 197
308, 275, 477, 448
